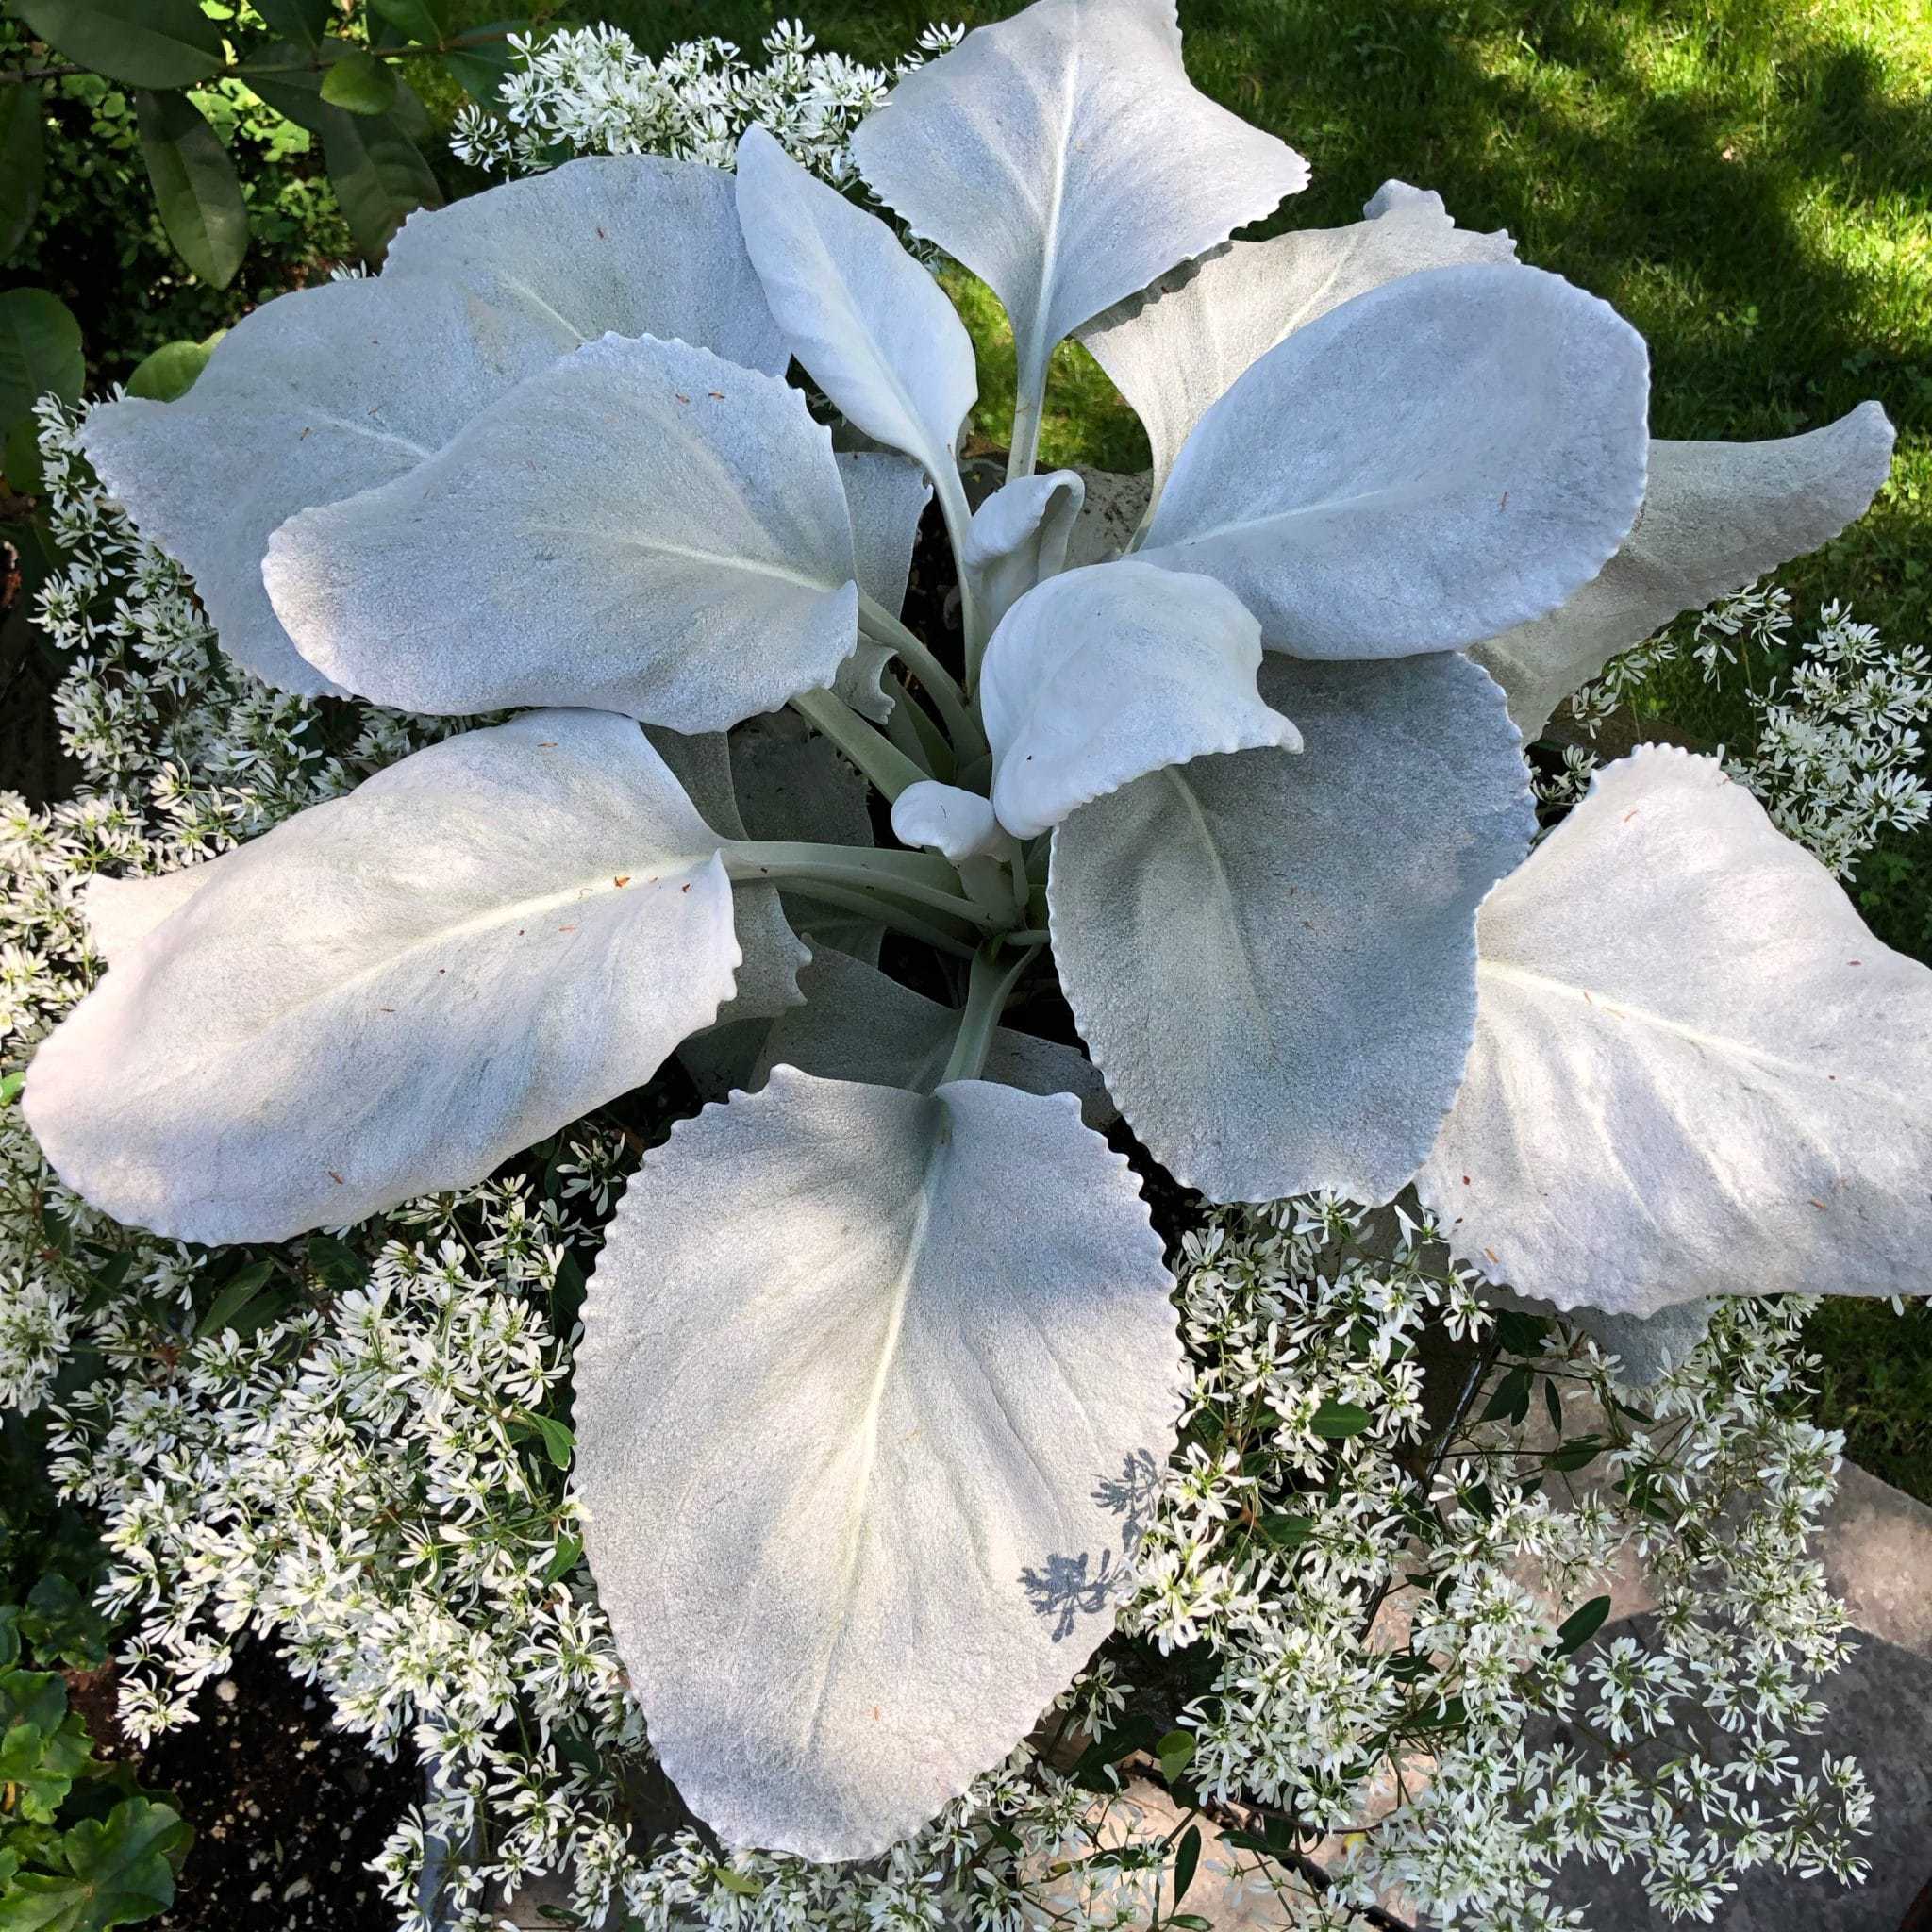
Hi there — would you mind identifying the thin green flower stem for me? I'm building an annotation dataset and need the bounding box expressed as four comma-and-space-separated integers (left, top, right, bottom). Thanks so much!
940, 939, 1037, 1085
932, 464, 990, 685
858, 592, 986, 758
891, 673, 958, 782
779, 884, 977, 959
722, 840, 999, 929
790, 687, 926, 801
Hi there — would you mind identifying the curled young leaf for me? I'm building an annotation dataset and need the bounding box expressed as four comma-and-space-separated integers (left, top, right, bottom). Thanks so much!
963, 470, 1084, 631
1470, 403, 1896, 741
835, 446, 932, 722
263, 333, 860, 731
1141, 262, 1650, 660
1418, 747, 1932, 1314
891, 780, 1010, 865
1050, 652, 1533, 1204
1079, 181, 1515, 504
851, 0, 1307, 419
735, 125, 976, 497
573, 1067, 1180, 1857
982, 562, 1300, 840
24, 711, 741, 1244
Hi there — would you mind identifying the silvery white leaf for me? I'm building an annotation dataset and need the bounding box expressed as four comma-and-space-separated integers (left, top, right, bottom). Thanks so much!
983, 561, 1301, 840
1061, 466, 1152, 569
1471, 403, 1896, 740
25, 712, 740, 1245
963, 470, 1084, 631
645, 725, 808, 1025
573, 1065, 1177, 1857
851, 0, 1308, 408
735, 125, 976, 493
834, 447, 932, 722
1417, 746, 1932, 1314
1079, 182, 1515, 502
78, 275, 567, 695
385, 153, 787, 376
1141, 262, 1650, 659
1050, 652, 1533, 1203
891, 780, 1010, 864
754, 948, 1117, 1130
263, 333, 860, 732
82, 867, 219, 970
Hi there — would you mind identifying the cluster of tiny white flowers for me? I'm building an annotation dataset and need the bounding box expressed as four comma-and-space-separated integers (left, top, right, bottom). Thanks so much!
452, 19, 963, 191
1557, 583, 1932, 877
0, 43, 1894, 1931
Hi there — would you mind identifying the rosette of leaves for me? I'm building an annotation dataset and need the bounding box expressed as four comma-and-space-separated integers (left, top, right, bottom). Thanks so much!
0, 0, 531, 285
20, 0, 1921, 1866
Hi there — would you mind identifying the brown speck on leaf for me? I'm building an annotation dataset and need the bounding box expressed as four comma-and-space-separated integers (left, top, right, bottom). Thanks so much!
1623, 809, 1639, 823
1808, 1198, 1827, 1210
708, 390, 725, 399
613, 874, 631, 888
1484, 1247, 1500, 1264
681, 882, 691, 893
328, 1171, 344, 1186
1462, 1174, 1471, 1186
596, 225, 607, 239
675, 392, 691, 404
537, 741, 557, 748
872, 1706, 881, 1721
558, 924, 576, 933
1848, 958, 1861, 966
1499, 491, 1508, 509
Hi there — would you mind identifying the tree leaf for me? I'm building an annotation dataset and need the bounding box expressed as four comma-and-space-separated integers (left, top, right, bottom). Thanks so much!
1079, 181, 1514, 505
382, 154, 786, 377
1471, 404, 1895, 741
24, 712, 741, 1244
1140, 263, 1650, 660
982, 560, 1301, 839
734, 125, 975, 501
1418, 746, 1932, 1313
263, 333, 859, 732
123, 337, 212, 402
850, 0, 1307, 408
9, 0, 221, 89
1156, 1728, 1194, 1782
1173, 1824, 1202, 1906
1310, 1400, 1373, 1438
439, 19, 525, 101
321, 104, 441, 259
366, 0, 448, 42
1049, 651, 1532, 1205
249, 0, 330, 50
318, 47, 398, 117
80, 274, 566, 695
0, 288, 82, 424
1554, 1594, 1613, 1654
134, 90, 247, 288
573, 1067, 1183, 1858
0, 80, 46, 261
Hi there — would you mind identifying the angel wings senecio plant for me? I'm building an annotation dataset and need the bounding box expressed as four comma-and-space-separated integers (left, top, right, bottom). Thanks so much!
24, 0, 1919, 1865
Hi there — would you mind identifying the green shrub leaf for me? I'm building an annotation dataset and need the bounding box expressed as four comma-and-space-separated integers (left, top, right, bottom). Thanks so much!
321, 108, 441, 259
1309, 1399, 1373, 1439
134, 91, 247, 289
1555, 1593, 1613, 1655
250, 0, 330, 48
9, 0, 222, 90
319, 48, 398, 118
0, 81, 46, 261
0, 289, 82, 425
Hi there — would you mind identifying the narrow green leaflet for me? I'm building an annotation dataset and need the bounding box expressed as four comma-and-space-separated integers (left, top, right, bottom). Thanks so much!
318, 48, 399, 117
0, 288, 82, 424
1, 82, 46, 261
134, 91, 247, 289
8, 0, 222, 89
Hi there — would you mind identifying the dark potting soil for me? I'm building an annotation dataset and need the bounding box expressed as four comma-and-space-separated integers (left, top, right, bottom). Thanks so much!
136, 1639, 420, 1932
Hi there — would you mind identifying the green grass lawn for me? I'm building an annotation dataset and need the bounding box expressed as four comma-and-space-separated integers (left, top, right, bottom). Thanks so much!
625, 0, 1932, 1488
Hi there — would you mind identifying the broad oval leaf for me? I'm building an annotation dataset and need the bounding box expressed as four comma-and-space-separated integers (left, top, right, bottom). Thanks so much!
1141, 262, 1650, 660
320, 47, 400, 117
24, 711, 741, 1245
574, 1066, 1180, 1857
734, 125, 976, 495
1079, 181, 1515, 504
755, 948, 1116, 1131
264, 333, 860, 731
1471, 403, 1896, 741
0, 287, 82, 423
1417, 746, 1932, 1314
10, 0, 221, 89
125, 337, 214, 402
851, 0, 1307, 406
0, 81, 46, 261
79, 275, 569, 695
963, 469, 1083, 632
386, 154, 786, 378
135, 90, 249, 289
321, 104, 442, 261
1050, 651, 1533, 1204
983, 561, 1301, 840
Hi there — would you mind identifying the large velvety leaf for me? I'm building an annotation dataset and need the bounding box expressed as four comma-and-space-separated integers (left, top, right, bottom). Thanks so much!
79, 275, 567, 695
982, 561, 1300, 839
1417, 747, 1932, 1314
387, 154, 786, 377
1471, 404, 1895, 740
574, 1066, 1179, 1857
1051, 652, 1533, 1204
24, 712, 740, 1245
850, 0, 1307, 415
735, 125, 975, 501
264, 333, 859, 731
135, 90, 248, 289
1141, 263, 1649, 659
10, 0, 220, 88
1080, 182, 1515, 503
754, 948, 1115, 1130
